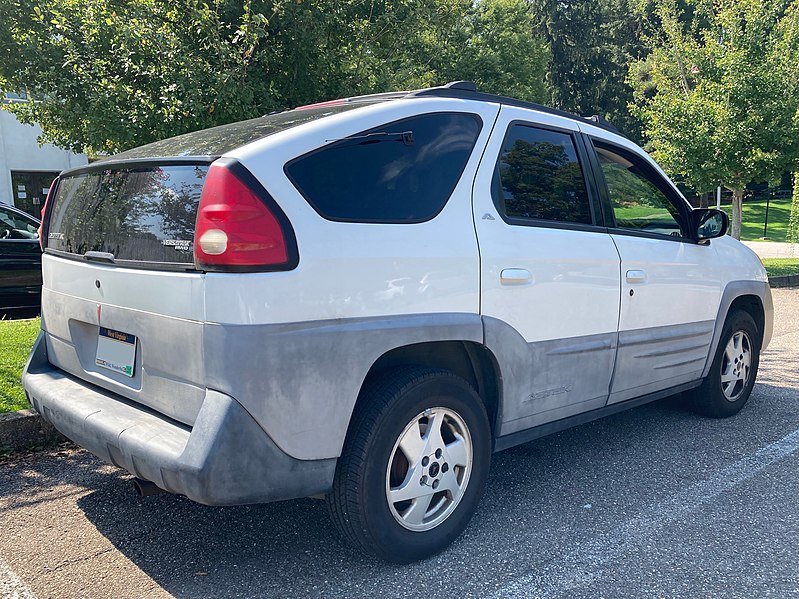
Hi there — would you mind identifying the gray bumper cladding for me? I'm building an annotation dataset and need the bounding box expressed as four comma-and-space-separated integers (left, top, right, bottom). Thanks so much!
22, 332, 336, 506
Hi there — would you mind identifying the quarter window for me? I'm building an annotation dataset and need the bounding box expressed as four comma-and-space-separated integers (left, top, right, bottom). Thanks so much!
285, 113, 482, 223
595, 144, 684, 237
493, 125, 592, 225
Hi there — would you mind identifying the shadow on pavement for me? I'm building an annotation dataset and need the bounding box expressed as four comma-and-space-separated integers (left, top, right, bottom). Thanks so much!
69, 385, 798, 599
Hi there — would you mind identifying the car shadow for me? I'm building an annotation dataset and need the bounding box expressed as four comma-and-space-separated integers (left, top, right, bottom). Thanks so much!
0, 307, 39, 320
68, 380, 799, 599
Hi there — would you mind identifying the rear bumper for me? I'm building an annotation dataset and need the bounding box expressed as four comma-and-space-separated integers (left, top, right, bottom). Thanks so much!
22, 331, 336, 506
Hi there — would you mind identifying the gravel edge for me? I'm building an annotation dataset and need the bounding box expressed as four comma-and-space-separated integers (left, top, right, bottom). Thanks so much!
0, 409, 65, 453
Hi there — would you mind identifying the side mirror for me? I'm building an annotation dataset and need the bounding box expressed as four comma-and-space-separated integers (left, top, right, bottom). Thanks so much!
690, 208, 728, 242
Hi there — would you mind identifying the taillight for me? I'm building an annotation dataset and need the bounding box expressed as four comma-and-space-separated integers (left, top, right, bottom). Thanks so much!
194, 160, 297, 271
38, 177, 58, 250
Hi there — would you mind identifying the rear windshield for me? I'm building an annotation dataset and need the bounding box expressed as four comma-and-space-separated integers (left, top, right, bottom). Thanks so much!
47, 164, 208, 267
106, 104, 368, 161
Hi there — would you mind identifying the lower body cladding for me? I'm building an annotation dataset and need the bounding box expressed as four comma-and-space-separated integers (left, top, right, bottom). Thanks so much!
22, 332, 335, 506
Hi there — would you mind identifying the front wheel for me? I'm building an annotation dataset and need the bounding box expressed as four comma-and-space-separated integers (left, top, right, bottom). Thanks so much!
326, 367, 491, 562
689, 310, 760, 418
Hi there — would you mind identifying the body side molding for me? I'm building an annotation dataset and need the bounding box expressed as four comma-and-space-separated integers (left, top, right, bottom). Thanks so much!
493, 379, 702, 452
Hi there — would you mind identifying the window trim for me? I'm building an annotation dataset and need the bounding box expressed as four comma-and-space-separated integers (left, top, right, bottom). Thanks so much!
490, 120, 606, 233
283, 111, 484, 225
587, 136, 697, 244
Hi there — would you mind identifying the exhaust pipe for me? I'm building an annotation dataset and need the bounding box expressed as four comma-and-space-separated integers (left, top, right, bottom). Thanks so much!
132, 477, 166, 497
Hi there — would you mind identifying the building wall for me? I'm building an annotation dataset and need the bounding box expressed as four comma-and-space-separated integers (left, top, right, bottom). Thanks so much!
0, 106, 88, 208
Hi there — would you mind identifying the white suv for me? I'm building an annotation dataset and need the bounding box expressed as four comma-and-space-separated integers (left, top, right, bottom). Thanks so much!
23, 82, 772, 562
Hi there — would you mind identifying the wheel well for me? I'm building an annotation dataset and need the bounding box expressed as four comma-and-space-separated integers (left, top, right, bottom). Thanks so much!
729, 294, 765, 346
359, 341, 502, 435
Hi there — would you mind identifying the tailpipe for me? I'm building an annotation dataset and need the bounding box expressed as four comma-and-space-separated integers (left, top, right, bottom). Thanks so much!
132, 477, 166, 498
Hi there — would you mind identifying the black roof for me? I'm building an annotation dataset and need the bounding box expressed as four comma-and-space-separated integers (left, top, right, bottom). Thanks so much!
408, 81, 625, 137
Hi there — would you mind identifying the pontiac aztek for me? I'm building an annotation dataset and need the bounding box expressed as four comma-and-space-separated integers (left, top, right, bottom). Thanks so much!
23, 82, 772, 562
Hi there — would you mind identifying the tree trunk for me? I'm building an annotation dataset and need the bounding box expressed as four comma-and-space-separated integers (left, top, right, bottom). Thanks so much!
699, 191, 709, 209
788, 172, 799, 246
731, 188, 743, 240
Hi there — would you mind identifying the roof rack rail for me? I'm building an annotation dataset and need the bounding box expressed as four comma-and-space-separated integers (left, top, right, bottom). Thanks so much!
584, 114, 621, 135
441, 81, 478, 92
409, 82, 627, 139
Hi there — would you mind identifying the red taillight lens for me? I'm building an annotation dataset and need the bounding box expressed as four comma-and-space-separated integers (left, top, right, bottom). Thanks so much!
38, 177, 58, 250
194, 163, 294, 270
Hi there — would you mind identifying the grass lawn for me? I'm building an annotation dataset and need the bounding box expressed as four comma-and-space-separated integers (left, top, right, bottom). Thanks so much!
722, 199, 794, 242
0, 318, 38, 413
762, 258, 799, 278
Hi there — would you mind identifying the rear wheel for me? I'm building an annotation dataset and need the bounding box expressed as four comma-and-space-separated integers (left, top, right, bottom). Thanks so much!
690, 310, 760, 418
327, 367, 491, 563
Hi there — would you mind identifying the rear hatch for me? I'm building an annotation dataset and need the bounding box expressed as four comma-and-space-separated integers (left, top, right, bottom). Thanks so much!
39, 100, 392, 424
41, 162, 209, 425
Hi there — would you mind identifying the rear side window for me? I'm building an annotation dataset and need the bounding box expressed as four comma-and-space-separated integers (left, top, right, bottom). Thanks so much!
492, 124, 592, 226
285, 113, 482, 222
47, 164, 208, 266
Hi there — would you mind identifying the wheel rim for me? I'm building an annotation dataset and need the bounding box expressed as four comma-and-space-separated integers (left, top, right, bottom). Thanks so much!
721, 330, 753, 402
385, 407, 473, 532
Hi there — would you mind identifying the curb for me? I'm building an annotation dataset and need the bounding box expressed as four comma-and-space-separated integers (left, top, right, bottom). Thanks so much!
769, 275, 799, 288
0, 409, 65, 452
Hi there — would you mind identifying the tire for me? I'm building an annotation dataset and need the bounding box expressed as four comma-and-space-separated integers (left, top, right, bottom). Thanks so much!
326, 366, 491, 563
689, 310, 760, 418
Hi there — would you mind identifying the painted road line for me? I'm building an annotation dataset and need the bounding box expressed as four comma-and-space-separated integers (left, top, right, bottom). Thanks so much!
0, 555, 37, 599
490, 427, 799, 599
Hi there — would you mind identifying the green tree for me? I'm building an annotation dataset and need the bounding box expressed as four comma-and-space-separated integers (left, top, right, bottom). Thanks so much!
777, 0, 799, 247
789, 173, 799, 246
0, 0, 273, 155
0, 0, 549, 155
527, 0, 644, 139
629, 0, 799, 239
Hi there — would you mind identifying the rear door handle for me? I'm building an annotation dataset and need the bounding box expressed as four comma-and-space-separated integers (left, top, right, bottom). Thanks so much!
84, 251, 116, 264
500, 268, 533, 285
625, 269, 647, 284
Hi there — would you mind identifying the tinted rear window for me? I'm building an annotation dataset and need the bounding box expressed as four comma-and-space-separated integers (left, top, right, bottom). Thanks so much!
285, 112, 482, 222
47, 165, 208, 266
493, 125, 592, 226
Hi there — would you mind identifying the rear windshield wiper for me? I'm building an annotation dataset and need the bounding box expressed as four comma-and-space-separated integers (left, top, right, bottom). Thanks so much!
326, 131, 415, 147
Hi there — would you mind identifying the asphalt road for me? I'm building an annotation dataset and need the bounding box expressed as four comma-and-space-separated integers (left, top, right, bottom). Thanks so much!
1, 289, 797, 599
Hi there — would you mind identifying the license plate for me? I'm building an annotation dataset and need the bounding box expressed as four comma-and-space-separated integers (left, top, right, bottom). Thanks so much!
95, 327, 137, 377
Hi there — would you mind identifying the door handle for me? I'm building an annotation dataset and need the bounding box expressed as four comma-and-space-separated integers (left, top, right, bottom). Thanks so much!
625, 269, 647, 284
84, 251, 116, 264
500, 268, 533, 285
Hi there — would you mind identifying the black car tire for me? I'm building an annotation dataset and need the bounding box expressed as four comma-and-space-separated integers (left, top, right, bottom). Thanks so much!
689, 310, 760, 418
327, 366, 491, 563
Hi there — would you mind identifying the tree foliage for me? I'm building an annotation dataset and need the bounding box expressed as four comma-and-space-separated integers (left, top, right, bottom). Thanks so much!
629, 0, 799, 239
527, 0, 645, 139
0, 0, 548, 155
788, 172, 799, 246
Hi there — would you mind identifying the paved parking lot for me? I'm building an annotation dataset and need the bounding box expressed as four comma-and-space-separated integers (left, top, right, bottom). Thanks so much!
1, 288, 797, 599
